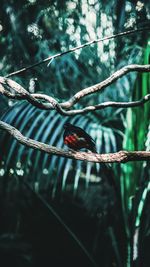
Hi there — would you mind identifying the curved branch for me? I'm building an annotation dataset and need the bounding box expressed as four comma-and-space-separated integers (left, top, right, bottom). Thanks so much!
0, 120, 149, 163
63, 64, 150, 108
32, 93, 150, 115
72, 94, 150, 114
0, 77, 57, 110
0, 64, 150, 116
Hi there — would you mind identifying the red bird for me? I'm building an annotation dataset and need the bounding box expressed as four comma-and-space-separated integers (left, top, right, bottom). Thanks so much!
63, 123, 97, 153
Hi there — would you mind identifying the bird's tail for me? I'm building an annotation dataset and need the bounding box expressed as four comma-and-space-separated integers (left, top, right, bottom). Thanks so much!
91, 146, 97, 153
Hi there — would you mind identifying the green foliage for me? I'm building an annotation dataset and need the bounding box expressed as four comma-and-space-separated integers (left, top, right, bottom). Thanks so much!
121, 40, 150, 208
0, 1, 150, 267
0, 0, 148, 103
120, 40, 150, 266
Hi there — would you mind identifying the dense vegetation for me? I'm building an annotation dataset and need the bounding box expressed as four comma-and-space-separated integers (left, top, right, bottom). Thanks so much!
0, 1, 150, 267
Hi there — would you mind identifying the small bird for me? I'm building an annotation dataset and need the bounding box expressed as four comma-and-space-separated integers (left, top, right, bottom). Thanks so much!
63, 122, 97, 153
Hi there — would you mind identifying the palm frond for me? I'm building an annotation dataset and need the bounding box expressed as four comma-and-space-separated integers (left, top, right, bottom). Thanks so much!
0, 101, 122, 195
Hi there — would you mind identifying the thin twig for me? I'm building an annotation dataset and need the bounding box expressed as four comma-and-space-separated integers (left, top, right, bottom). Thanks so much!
0, 120, 149, 163
5, 27, 150, 78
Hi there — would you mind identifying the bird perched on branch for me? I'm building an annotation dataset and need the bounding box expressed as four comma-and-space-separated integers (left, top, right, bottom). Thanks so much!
63, 122, 97, 153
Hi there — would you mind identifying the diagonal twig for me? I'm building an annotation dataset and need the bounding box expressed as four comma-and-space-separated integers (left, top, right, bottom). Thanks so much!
5, 27, 150, 78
